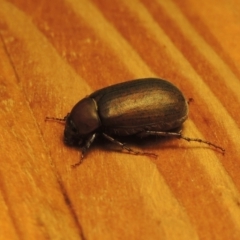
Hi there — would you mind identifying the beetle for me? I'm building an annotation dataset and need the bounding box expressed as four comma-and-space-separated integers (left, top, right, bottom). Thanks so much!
46, 78, 224, 166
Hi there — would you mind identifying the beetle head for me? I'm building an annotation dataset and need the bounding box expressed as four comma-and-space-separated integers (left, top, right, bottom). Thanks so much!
64, 98, 101, 146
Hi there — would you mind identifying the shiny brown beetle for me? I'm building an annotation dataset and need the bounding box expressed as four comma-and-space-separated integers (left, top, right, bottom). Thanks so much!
46, 78, 224, 166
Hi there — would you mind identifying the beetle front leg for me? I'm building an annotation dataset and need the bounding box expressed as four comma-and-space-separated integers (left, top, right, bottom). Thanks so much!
72, 133, 97, 167
102, 133, 157, 158
81, 133, 97, 157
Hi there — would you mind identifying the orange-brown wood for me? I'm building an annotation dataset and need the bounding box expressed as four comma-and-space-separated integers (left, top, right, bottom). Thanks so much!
0, 0, 240, 239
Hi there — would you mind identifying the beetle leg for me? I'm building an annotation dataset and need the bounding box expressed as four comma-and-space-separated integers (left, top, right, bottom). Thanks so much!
72, 133, 97, 167
102, 133, 157, 158
138, 131, 225, 153
187, 98, 194, 104
81, 133, 97, 157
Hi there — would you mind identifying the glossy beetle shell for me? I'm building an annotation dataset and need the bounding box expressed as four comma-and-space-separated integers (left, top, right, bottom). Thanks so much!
64, 78, 188, 146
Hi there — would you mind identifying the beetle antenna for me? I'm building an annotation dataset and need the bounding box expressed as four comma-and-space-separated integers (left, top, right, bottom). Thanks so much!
45, 116, 66, 122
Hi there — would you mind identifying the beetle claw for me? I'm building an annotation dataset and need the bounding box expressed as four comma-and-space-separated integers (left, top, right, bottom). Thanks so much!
71, 153, 84, 168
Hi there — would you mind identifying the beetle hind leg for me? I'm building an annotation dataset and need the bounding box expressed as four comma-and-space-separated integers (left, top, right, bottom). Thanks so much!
102, 133, 157, 158
137, 130, 225, 153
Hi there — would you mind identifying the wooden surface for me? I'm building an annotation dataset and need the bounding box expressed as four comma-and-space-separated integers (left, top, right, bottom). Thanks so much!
0, 0, 240, 239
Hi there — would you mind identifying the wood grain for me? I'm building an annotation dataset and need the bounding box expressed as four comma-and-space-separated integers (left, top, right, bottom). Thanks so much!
0, 0, 240, 239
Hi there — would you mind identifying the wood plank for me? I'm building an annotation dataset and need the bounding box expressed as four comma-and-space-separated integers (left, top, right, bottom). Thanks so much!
0, 0, 240, 239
